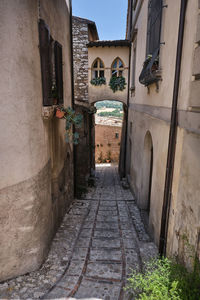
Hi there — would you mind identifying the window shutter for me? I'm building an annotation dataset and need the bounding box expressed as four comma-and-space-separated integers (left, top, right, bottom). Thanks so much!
54, 41, 64, 104
147, 0, 162, 55
38, 19, 52, 106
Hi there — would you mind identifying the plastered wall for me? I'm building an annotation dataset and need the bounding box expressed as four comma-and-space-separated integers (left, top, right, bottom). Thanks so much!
0, 0, 73, 281
88, 46, 129, 104
127, 0, 200, 256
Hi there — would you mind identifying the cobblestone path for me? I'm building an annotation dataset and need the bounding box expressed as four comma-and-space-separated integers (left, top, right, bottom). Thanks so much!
0, 165, 157, 300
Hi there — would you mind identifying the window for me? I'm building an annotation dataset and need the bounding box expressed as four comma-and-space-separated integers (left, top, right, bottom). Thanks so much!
54, 41, 63, 104
111, 57, 124, 77
139, 0, 163, 86
39, 19, 64, 105
91, 58, 105, 79
115, 133, 119, 139
146, 0, 163, 56
39, 19, 52, 106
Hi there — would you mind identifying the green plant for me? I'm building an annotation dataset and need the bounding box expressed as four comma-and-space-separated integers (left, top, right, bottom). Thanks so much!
88, 106, 97, 114
98, 152, 103, 163
55, 106, 83, 144
125, 256, 200, 300
75, 184, 88, 198
109, 76, 126, 93
107, 150, 112, 162
90, 77, 106, 86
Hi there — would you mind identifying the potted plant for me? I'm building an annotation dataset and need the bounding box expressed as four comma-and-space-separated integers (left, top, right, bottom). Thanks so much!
55, 106, 83, 144
90, 77, 106, 86
109, 76, 126, 93
106, 150, 112, 163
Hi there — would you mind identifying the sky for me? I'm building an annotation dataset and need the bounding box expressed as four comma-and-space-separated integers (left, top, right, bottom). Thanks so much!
72, 0, 128, 40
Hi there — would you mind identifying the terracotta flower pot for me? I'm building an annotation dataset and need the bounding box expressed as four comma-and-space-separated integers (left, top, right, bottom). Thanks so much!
56, 109, 65, 119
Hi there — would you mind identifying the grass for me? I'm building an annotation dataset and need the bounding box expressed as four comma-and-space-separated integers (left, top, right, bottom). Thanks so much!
125, 257, 200, 300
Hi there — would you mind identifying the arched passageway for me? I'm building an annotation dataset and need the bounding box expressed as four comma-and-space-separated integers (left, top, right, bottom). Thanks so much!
92, 100, 127, 175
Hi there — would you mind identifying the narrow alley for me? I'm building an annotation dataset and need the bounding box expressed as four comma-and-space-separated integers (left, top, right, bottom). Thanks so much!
0, 165, 157, 300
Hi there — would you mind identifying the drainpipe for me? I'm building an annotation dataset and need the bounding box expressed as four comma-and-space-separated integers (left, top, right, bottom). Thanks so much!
159, 0, 188, 256
123, 0, 133, 178
69, 0, 76, 195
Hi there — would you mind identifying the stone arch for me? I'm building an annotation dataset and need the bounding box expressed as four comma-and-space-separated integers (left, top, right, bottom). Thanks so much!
91, 98, 127, 108
140, 131, 154, 213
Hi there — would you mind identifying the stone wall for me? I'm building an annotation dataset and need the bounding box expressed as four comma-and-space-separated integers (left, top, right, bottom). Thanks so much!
72, 17, 97, 193
72, 18, 89, 103
95, 124, 122, 163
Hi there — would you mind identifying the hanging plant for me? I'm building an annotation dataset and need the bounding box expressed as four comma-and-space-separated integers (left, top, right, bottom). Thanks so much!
55, 106, 83, 145
109, 76, 126, 93
87, 106, 97, 114
90, 77, 106, 86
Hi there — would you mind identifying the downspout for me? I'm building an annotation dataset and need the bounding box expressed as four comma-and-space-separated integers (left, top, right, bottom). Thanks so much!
69, 0, 76, 195
159, 0, 188, 256
123, 0, 133, 177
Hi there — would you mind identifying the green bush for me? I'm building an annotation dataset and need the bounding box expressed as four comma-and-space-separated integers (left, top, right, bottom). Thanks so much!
90, 77, 106, 86
125, 257, 200, 300
109, 76, 126, 93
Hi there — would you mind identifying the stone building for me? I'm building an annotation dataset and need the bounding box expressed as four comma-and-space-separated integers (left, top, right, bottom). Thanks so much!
72, 16, 99, 191
0, 0, 74, 281
95, 123, 122, 163
126, 0, 200, 265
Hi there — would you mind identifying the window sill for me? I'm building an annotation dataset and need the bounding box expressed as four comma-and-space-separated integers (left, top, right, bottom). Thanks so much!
42, 105, 61, 120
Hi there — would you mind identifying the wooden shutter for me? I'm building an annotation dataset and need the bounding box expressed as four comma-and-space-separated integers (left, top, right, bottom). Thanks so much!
38, 19, 52, 106
54, 41, 64, 104
147, 0, 163, 55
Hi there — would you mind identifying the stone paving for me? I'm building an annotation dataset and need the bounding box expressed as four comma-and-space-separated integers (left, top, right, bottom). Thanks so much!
0, 165, 157, 300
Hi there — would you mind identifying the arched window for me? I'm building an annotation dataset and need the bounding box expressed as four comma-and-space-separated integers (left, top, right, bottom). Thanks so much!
111, 57, 124, 77
91, 58, 105, 79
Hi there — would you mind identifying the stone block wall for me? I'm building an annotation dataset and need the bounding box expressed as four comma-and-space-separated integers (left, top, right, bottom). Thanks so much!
72, 18, 89, 103
95, 124, 122, 163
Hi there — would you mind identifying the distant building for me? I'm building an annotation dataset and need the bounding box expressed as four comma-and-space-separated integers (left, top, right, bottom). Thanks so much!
95, 123, 122, 163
